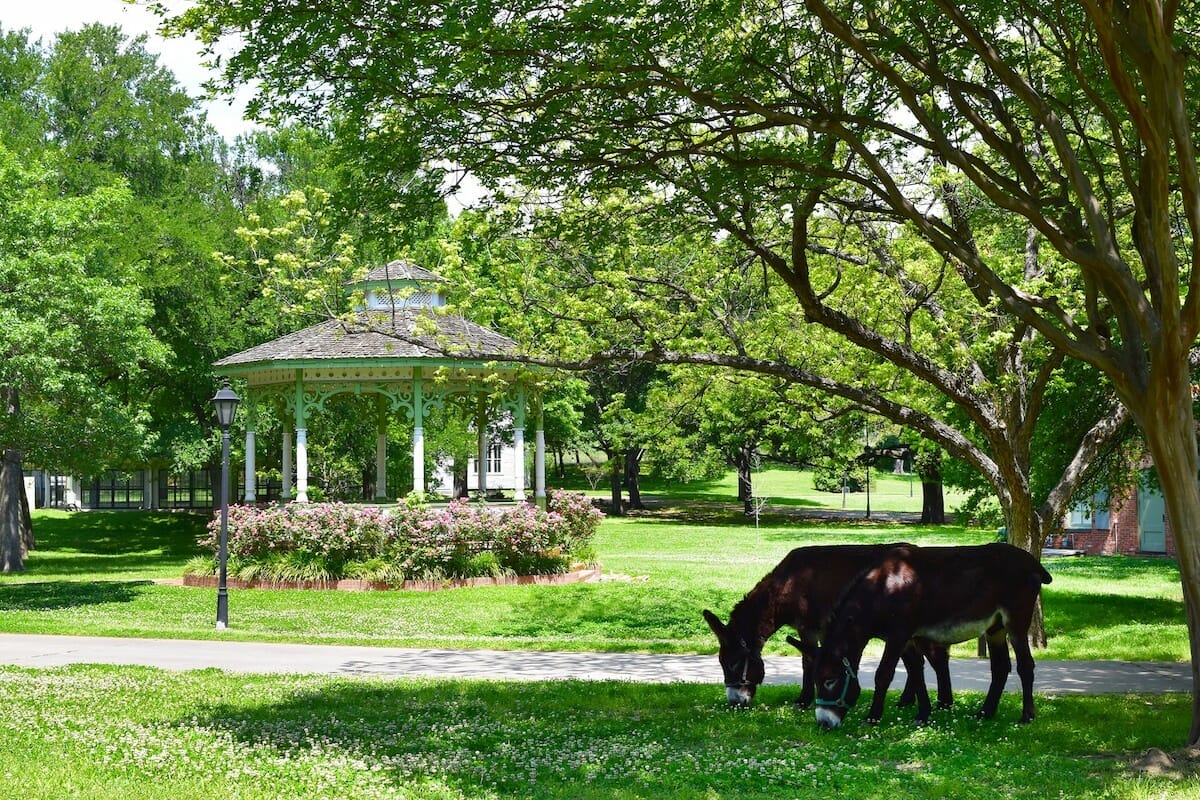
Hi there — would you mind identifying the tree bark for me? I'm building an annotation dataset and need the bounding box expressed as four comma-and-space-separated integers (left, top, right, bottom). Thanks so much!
1, 386, 24, 572
20, 484, 33, 554
453, 459, 468, 498
915, 450, 945, 524
608, 450, 624, 516
735, 446, 753, 515
624, 448, 644, 510
920, 480, 944, 525
1137, 387, 1200, 747
0, 447, 24, 573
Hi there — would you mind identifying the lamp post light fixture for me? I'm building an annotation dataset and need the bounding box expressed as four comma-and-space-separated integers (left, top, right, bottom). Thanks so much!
210, 379, 240, 630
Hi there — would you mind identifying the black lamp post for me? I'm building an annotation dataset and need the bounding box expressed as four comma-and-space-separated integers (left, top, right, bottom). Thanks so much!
211, 380, 240, 630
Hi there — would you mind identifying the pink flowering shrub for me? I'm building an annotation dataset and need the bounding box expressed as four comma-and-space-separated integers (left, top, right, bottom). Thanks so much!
197, 492, 602, 583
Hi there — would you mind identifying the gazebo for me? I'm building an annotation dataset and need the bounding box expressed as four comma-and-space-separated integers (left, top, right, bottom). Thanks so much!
213, 260, 546, 505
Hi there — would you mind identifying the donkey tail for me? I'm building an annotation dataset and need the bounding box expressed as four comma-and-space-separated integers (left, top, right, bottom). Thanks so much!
1037, 564, 1053, 585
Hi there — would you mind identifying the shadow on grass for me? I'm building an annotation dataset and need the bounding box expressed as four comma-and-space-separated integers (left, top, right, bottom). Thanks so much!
181, 678, 1191, 800
479, 582, 730, 653
0, 580, 151, 611
32, 511, 207, 558
1045, 589, 1186, 635
1046, 554, 1181, 582
185, 681, 682, 799
18, 554, 196, 577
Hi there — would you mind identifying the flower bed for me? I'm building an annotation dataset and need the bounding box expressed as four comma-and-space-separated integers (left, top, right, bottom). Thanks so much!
185, 490, 602, 586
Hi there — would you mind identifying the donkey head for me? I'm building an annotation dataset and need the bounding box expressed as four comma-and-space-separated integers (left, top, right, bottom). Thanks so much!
703, 608, 766, 706
811, 644, 862, 730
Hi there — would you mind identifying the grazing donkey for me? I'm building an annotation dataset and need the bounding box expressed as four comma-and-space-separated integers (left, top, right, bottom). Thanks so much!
812, 542, 1052, 729
703, 543, 952, 720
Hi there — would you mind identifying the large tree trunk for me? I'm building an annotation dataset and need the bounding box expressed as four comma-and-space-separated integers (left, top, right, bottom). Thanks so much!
1138, 389, 1200, 747
915, 450, 945, 524
998, 483, 1055, 648
735, 446, 753, 515
0, 447, 24, 573
920, 480, 944, 524
453, 459, 468, 498
1, 386, 24, 573
624, 449, 644, 510
608, 450, 624, 516
20, 484, 33, 554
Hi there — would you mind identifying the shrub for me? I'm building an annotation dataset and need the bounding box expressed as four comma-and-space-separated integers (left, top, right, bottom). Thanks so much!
812, 463, 865, 493
197, 492, 602, 584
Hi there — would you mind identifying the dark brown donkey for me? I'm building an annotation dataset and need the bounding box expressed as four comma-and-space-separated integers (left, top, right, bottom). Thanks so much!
812, 542, 1052, 729
703, 543, 952, 721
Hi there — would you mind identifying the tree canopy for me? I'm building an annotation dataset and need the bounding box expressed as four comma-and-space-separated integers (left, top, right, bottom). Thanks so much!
169, 0, 1200, 744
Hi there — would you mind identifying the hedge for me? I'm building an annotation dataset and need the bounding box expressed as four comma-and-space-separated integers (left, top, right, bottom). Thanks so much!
188, 490, 602, 584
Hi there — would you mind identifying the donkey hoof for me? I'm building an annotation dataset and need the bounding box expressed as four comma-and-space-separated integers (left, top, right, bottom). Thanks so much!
793, 699, 812, 710
1019, 713, 1036, 725
913, 717, 931, 728
866, 716, 881, 726
974, 709, 996, 721
937, 701, 954, 711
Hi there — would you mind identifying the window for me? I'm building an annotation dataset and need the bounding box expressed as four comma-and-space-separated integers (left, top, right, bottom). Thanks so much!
159, 469, 214, 509
1066, 490, 1110, 530
92, 470, 145, 509
487, 443, 503, 474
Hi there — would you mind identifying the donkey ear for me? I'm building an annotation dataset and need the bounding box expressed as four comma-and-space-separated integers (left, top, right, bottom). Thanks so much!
785, 634, 815, 658
702, 609, 727, 638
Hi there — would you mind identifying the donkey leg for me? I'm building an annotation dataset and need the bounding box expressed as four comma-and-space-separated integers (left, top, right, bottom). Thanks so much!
925, 643, 954, 710
1009, 633, 1038, 724
796, 651, 816, 708
896, 643, 918, 708
785, 633, 816, 708
977, 631, 1011, 719
866, 641, 905, 724
899, 646, 932, 725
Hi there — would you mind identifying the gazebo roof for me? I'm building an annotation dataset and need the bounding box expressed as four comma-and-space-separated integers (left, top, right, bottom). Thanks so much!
358, 259, 446, 284
215, 309, 519, 371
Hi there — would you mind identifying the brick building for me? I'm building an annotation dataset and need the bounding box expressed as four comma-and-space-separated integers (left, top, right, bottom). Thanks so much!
1060, 478, 1177, 557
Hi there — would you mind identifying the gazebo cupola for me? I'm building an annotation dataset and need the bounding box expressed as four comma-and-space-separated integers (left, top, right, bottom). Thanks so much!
355, 260, 448, 311
213, 258, 547, 506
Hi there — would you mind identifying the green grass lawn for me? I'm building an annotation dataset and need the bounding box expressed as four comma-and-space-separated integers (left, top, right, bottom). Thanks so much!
0, 496, 1196, 798
560, 462, 970, 514
0, 665, 1194, 800
0, 506, 1188, 662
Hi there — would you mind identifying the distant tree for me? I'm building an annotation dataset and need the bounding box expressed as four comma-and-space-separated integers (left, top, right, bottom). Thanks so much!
0, 146, 163, 571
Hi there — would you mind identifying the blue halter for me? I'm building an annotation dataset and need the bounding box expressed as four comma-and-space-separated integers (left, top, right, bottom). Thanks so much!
814, 658, 858, 710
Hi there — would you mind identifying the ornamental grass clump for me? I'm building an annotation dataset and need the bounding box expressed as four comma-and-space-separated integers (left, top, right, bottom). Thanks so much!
190, 491, 601, 584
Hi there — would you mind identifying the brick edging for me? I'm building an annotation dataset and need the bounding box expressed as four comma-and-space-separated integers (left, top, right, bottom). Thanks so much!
181, 568, 602, 592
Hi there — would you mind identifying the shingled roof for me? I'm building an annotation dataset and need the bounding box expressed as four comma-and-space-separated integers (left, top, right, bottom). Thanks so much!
215, 308, 519, 369
358, 259, 446, 284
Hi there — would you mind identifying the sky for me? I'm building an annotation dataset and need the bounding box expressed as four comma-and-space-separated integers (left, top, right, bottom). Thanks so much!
1, 0, 256, 141
1, 0, 487, 209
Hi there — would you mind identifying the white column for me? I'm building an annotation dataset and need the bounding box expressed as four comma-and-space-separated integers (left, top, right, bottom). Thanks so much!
513, 426, 526, 503
244, 430, 257, 503
477, 410, 488, 497
536, 428, 547, 508
413, 426, 425, 495
281, 429, 293, 501
295, 428, 309, 503
412, 369, 425, 496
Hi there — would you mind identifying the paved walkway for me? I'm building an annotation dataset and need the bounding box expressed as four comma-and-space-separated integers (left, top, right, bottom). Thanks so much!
0, 633, 1190, 694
